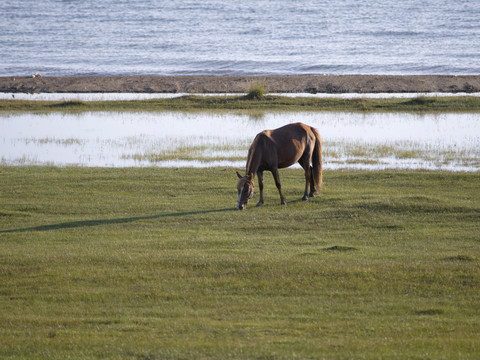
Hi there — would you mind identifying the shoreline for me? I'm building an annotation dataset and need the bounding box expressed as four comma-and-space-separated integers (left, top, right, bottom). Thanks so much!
1, 75, 480, 94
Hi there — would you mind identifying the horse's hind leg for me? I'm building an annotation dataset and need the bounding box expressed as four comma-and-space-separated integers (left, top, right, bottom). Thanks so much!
271, 168, 286, 205
302, 165, 311, 201
309, 166, 315, 198
299, 157, 311, 201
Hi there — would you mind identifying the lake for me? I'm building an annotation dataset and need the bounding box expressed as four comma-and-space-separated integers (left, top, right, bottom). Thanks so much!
1, 111, 479, 172
1, 0, 479, 76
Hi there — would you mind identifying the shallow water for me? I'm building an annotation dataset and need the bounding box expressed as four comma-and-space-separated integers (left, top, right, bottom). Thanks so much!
1, 112, 479, 171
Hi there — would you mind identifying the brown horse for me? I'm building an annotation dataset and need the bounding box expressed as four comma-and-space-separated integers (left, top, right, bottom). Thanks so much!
236, 122, 322, 210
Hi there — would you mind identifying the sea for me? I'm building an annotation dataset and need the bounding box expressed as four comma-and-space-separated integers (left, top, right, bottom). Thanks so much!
1, 0, 479, 77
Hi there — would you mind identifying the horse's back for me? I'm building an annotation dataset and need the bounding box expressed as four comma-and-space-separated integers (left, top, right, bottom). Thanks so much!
248, 122, 319, 171
270, 123, 314, 168
271, 122, 314, 141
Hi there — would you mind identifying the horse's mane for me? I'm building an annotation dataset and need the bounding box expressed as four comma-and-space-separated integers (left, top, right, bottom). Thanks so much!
246, 132, 268, 174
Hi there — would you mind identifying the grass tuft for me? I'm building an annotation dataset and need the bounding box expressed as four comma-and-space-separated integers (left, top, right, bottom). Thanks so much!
322, 245, 359, 252
50, 100, 86, 108
415, 309, 445, 316
443, 254, 477, 262
403, 97, 435, 106
245, 82, 267, 100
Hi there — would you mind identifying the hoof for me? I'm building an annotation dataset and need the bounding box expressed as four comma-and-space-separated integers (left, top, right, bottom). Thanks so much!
309, 192, 315, 198
302, 195, 309, 201
280, 200, 286, 206
255, 201, 264, 207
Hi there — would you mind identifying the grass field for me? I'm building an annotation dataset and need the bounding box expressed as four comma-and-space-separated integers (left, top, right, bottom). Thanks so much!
1, 166, 479, 359
2, 94, 480, 113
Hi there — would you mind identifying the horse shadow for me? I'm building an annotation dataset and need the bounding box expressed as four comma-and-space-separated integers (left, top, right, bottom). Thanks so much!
0, 208, 235, 234
0, 197, 317, 234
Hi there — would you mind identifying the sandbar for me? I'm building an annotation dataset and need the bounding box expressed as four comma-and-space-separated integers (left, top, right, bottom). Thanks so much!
1, 75, 480, 94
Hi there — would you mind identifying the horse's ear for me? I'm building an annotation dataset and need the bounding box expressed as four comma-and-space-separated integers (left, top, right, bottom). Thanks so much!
236, 171, 243, 179
249, 173, 254, 182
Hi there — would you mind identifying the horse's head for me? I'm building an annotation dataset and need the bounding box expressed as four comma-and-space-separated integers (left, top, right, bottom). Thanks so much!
236, 172, 254, 210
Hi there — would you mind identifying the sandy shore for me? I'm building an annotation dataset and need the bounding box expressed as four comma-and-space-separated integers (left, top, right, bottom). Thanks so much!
1, 75, 480, 94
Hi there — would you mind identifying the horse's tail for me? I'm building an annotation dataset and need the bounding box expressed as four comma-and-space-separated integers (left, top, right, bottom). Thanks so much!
311, 126, 323, 193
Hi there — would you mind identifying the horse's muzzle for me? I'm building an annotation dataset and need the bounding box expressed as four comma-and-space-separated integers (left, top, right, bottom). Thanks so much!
236, 201, 247, 210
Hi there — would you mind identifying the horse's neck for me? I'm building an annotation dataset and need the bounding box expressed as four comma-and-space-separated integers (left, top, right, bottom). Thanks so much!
246, 140, 263, 176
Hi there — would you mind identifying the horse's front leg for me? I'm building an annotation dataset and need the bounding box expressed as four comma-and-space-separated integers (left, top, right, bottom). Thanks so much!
256, 170, 264, 207
271, 168, 286, 205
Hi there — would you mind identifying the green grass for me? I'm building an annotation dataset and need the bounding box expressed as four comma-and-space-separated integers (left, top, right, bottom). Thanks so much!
2, 95, 480, 113
245, 82, 267, 100
1, 167, 479, 359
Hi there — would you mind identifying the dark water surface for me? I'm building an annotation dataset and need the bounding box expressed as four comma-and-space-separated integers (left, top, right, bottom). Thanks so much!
1, 0, 479, 76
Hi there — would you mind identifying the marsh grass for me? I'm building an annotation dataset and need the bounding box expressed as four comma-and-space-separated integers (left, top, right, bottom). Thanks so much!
324, 141, 480, 168
245, 82, 267, 100
121, 139, 480, 169
50, 100, 86, 108
2, 95, 480, 113
23, 137, 85, 146
15, 136, 477, 168
122, 143, 249, 163
1, 167, 479, 359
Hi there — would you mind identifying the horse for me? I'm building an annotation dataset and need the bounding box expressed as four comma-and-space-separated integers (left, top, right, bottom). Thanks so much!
236, 122, 322, 210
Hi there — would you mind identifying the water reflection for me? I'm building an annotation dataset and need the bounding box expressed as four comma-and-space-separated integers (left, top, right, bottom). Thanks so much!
1, 111, 479, 171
